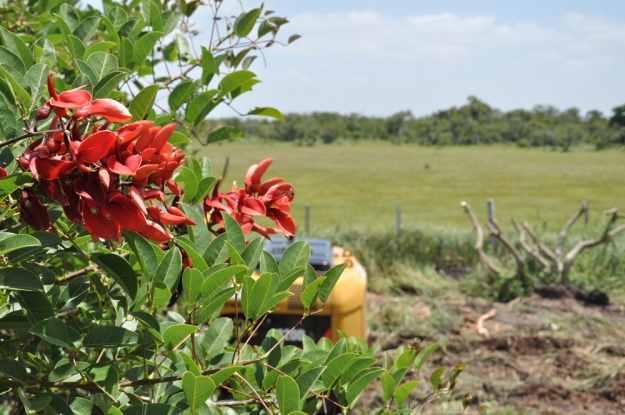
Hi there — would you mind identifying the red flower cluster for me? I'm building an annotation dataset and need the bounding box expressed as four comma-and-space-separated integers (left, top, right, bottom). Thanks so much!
204, 158, 295, 238
18, 78, 194, 243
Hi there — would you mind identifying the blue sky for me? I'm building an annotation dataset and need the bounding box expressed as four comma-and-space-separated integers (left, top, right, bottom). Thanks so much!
201, 0, 625, 118
86, 1, 625, 118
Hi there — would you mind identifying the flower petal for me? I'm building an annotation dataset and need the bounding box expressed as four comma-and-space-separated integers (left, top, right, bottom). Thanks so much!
108, 194, 149, 232
140, 220, 173, 242
75, 130, 117, 163
83, 99, 132, 122
49, 88, 92, 109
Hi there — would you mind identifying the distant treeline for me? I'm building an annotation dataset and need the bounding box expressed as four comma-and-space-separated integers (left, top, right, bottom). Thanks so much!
202, 96, 625, 149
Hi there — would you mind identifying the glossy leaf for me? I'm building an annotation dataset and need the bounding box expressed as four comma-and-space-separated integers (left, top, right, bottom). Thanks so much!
248, 106, 285, 121
222, 213, 246, 253
205, 126, 244, 144
162, 324, 199, 352
275, 375, 299, 415
318, 263, 347, 303
92, 254, 138, 300
86, 52, 119, 82
182, 268, 203, 305
83, 326, 146, 348
182, 372, 215, 411
200, 265, 245, 299
414, 343, 440, 371
394, 381, 421, 407
133, 31, 163, 66
345, 368, 386, 404
129, 84, 159, 121
201, 317, 233, 358
300, 277, 325, 309
29, 317, 78, 349
0, 359, 27, 383
279, 241, 310, 276
0, 234, 40, 256
168, 80, 194, 111
234, 9, 262, 38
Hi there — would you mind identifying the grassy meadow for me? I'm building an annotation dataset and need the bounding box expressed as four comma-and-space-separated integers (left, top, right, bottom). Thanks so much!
195, 141, 625, 233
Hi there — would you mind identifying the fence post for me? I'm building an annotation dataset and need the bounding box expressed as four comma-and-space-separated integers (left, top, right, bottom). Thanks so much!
396, 203, 402, 237
305, 204, 310, 238
487, 199, 496, 254
584, 200, 589, 226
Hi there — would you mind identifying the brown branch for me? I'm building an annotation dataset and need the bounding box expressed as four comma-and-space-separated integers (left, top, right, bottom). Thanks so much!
488, 217, 525, 281
0, 129, 64, 148
554, 200, 589, 274
461, 201, 500, 274
561, 208, 625, 285
522, 221, 556, 261
512, 219, 551, 270
56, 252, 131, 284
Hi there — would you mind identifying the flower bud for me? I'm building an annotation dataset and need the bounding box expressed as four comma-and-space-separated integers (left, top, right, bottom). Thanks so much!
36, 107, 51, 121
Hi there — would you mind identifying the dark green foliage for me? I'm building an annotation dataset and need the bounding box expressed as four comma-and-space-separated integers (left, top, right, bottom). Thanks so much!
202, 96, 625, 149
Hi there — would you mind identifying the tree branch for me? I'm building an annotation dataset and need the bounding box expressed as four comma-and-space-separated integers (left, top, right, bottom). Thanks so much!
512, 219, 551, 270
461, 201, 500, 274
554, 200, 588, 274
487, 217, 525, 281
561, 208, 625, 285
522, 221, 556, 261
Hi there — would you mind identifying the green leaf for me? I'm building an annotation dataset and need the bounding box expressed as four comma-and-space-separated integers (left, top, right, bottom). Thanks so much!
339, 357, 377, 386
185, 89, 219, 126
0, 268, 43, 291
381, 373, 396, 402
0, 28, 34, 69
175, 237, 208, 272
179, 166, 198, 203
175, 34, 191, 62
258, 17, 289, 38
182, 268, 203, 305
131, 311, 163, 343
276, 267, 304, 293
194, 176, 217, 205
300, 277, 325, 309
394, 381, 421, 407
133, 31, 163, 66
84, 42, 117, 60
261, 250, 280, 276
84, 363, 119, 400
0, 46, 26, 74
200, 265, 246, 299
34, 38, 56, 66
162, 11, 183, 35
0, 314, 31, 330
240, 275, 254, 319
196, 287, 234, 325
25, 63, 49, 112
208, 365, 243, 387
182, 372, 215, 411
219, 70, 256, 96
241, 236, 264, 276
288, 34, 302, 44
201, 317, 233, 358
0, 66, 30, 109
83, 326, 146, 348
85, 52, 119, 82
149, 1, 163, 32
152, 283, 172, 309
429, 367, 447, 388
0, 359, 27, 383
276, 375, 299, 415
177, 203, 210, 254
322, 353, 357, 388
57, 277, 90, 313
234, 9, 262, 38
124, 230, 159, 279
205, 126, 244, 144
66, 35, 86, 62
8, 231, 60, 263
168, 80, 194, 112
295, 366, 325, 401
201, 46, 215, 86
29, 317, 77, 349
91, 254, 138, 300
101, 16, 120, 44
42, 393, 73, 415
75, 59, 98, 84
279, 241, 310, 276
59, 4, 80, 32
93, 71, 127, 99
226, 241, 246, 268
318, 263, 347, 303
153, 246, 182, 293
249, 272, 279, 320
222, 213, 245, 253
17, 291, 54, 324
120, 37, 134, 68
204, 233, 229, 267
414, 343, 440, 371
73, 16, 101, 42
0, 233, 40, 256
123, 404, 179, 415
162, 324, 199, 352
264, 291, 293, 311
248, 106, 285, 121
69, 398, 103, 415
168, 131, 191, 146
346, 368, 386, 404
129, 84, 159, 121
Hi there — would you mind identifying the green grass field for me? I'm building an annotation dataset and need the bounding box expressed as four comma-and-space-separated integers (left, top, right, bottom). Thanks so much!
194, 141, 625, 233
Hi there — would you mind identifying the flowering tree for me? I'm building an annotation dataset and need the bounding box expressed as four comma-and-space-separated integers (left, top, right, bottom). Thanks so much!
0, 1, 474, 414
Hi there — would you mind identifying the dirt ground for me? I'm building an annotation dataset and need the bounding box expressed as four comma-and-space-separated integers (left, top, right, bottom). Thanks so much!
365, 292, 625, 415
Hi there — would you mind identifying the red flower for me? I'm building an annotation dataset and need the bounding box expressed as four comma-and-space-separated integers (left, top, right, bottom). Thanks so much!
20, 190, 53, 232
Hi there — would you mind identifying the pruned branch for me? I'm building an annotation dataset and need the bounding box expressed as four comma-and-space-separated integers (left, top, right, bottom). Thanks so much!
512, 219, 551, 269
554, 200, 589, 273
461, 201, 500, 275
488, 217, 525, 281
522, 221, 555, 261
561, 208, 625, 285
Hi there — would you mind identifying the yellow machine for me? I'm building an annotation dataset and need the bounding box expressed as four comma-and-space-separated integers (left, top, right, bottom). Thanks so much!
221, 239, 368, 344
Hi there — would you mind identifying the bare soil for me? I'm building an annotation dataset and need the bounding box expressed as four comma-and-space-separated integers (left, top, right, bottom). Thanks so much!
366, 292, 625, 414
